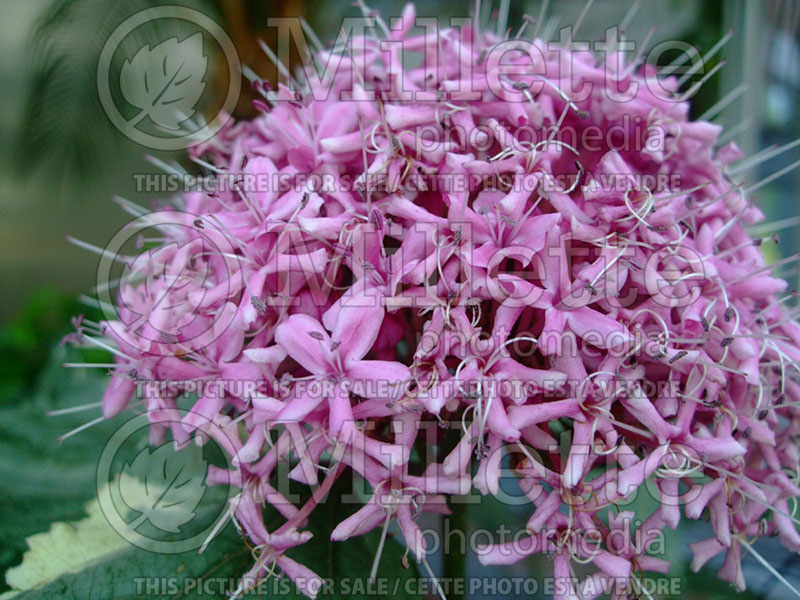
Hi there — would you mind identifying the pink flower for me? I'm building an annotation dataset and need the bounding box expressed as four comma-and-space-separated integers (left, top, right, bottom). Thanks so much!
66, 2, 800, 597
274, 298, 410, 436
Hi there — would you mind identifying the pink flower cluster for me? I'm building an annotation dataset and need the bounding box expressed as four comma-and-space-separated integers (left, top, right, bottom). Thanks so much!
77, 4, 800, 598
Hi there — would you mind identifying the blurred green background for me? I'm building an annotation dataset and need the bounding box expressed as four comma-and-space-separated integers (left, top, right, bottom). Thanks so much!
1, 1, 800, 598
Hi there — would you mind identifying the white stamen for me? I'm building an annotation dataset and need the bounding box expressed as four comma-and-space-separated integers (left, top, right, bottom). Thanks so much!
740, 538, 800, 599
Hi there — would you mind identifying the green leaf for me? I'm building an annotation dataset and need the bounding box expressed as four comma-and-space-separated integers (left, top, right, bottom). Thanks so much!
1, 346, 421, 599
5, 483, 252, 600
7, 475, 422, 600
4, 481, 146, 593
0, 345, 120, 583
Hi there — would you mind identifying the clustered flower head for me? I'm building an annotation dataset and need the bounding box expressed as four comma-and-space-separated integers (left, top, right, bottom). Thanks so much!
72, 3, 800, 598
